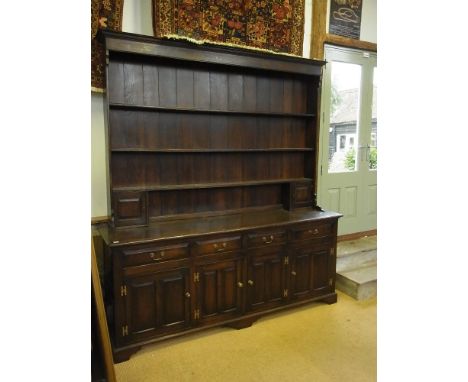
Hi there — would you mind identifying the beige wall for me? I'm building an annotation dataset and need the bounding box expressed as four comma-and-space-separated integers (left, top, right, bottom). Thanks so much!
91, 0, 377, 218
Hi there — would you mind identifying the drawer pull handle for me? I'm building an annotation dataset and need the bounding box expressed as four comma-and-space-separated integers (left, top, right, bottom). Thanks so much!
185, 292, 191, 298
237, 282, 244, 288
213, 242, 227, 252
150, 251, 165, 261
291, 271, 297, 276
248, 280, 254, 286
308, 228, 319, 234
262, 235, 274, 244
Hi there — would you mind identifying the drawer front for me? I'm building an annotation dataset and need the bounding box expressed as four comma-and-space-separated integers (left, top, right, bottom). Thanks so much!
246, 230, 287, 248
192, 236, 242, 256
291, 223, 332, 241
122, 243, 189, 266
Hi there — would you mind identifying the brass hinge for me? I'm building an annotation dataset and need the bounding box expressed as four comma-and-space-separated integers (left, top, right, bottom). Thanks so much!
283, 289, 288, 298
329, 278, 334, 286
194, 272, 200, 283
284, 256, 289, 265
120, 285, 127, 297
330, 248, 335, 256
122, 325, 128, 336
194, 309, 200, 320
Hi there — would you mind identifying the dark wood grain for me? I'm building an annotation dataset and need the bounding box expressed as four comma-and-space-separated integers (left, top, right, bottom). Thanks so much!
101, 31, 341, 363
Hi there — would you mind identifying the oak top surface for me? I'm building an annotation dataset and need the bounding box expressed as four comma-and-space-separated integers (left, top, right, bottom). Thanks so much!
99, 208, 342, 247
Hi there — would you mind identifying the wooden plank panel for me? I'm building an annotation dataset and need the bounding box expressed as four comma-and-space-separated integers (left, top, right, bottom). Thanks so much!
223, 153, 243, 183
256, 77, 270, 112
158, 66, 177, 107
282, 78, 294, 113
227, 116, 243, 149
107, 61, 124, 103
269, 77, 283, 112
111, 153, 147, 188
242, 116, 257, 149
142, 111, 160, 150
160, 274, 185, 325
243, 74, 257, 112
109, 110, 130, 149
209, 115, 228, 148
147, 191, 162, 217
210, 72, 228, 110
178, 113, 193, 149
194, 70, 210, 109
177, 154, 194, 185
176, 68, 194, 108
158, 154, 178, 185
190, 114, 211, 149
140, 153, 158, 187
293, 79, 306, 113
228, 73, 243, 111
123, 62, 144, 105
142, 64, 159, 106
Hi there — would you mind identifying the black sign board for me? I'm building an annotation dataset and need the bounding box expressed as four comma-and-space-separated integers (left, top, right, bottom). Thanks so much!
329, 0, 363, 40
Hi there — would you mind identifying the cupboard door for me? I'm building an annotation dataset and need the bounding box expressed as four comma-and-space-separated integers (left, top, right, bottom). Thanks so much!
195, 258, 243, 325
246, 246, 287, 312
121, 268, 191, 344
290, 246, 331, 301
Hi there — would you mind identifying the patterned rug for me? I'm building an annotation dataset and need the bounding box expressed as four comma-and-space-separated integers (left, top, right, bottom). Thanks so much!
91, 0, 124, 92
153, 0, 305, 56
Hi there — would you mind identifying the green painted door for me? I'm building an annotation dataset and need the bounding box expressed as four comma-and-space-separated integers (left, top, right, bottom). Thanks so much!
318, 45, 377, 235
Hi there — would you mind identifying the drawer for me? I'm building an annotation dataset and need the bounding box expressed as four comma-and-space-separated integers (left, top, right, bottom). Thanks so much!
291, 223, 332, 241
122, 243, 189, 266
246, 230, 287, 248
192, 236, 242, 255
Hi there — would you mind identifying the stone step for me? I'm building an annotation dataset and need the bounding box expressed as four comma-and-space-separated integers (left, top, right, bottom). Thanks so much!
336, 249, 377, 273
337, 236, 377, 257
336, 263, 377, 300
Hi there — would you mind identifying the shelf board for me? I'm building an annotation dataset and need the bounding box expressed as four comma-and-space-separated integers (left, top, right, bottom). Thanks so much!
111, 148, 314, 153
109, 103, 316, 118
113, 178, 312, 192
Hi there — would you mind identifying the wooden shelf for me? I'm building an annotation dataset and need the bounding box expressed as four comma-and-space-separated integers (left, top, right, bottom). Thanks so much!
111, 148, 314, 153
112, 178, 313, 192
109, 103, 316, 118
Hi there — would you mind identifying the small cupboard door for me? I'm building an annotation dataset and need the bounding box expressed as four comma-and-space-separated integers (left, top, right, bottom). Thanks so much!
121, 268, 191, 344
194, 257, 243, 325
290, 245, 332, 301
246, 246, 287, 312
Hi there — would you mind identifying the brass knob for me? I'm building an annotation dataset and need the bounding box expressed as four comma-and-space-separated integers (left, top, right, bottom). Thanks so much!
150, 251, 164, 261
291, 271, 297, 276
237, 282, 244, 288
262, 235, 274, 244
185, 292, 191, 298
214, 242, 227, 252
248, 280, 254, 286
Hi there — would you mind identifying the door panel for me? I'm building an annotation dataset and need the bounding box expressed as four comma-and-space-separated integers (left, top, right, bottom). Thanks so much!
196, 258, 242, 324
123, 268, 190, 343
247, 247, 286, 312
290, 246, 331, 301
318, 46, 377, 235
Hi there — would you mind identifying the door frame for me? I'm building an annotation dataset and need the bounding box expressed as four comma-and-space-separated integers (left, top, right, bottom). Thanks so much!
317, 45, 377, 235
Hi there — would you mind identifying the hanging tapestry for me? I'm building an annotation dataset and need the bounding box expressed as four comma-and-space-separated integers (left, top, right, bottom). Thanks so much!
91, 0, 124, 92
153, 0, 305, 56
